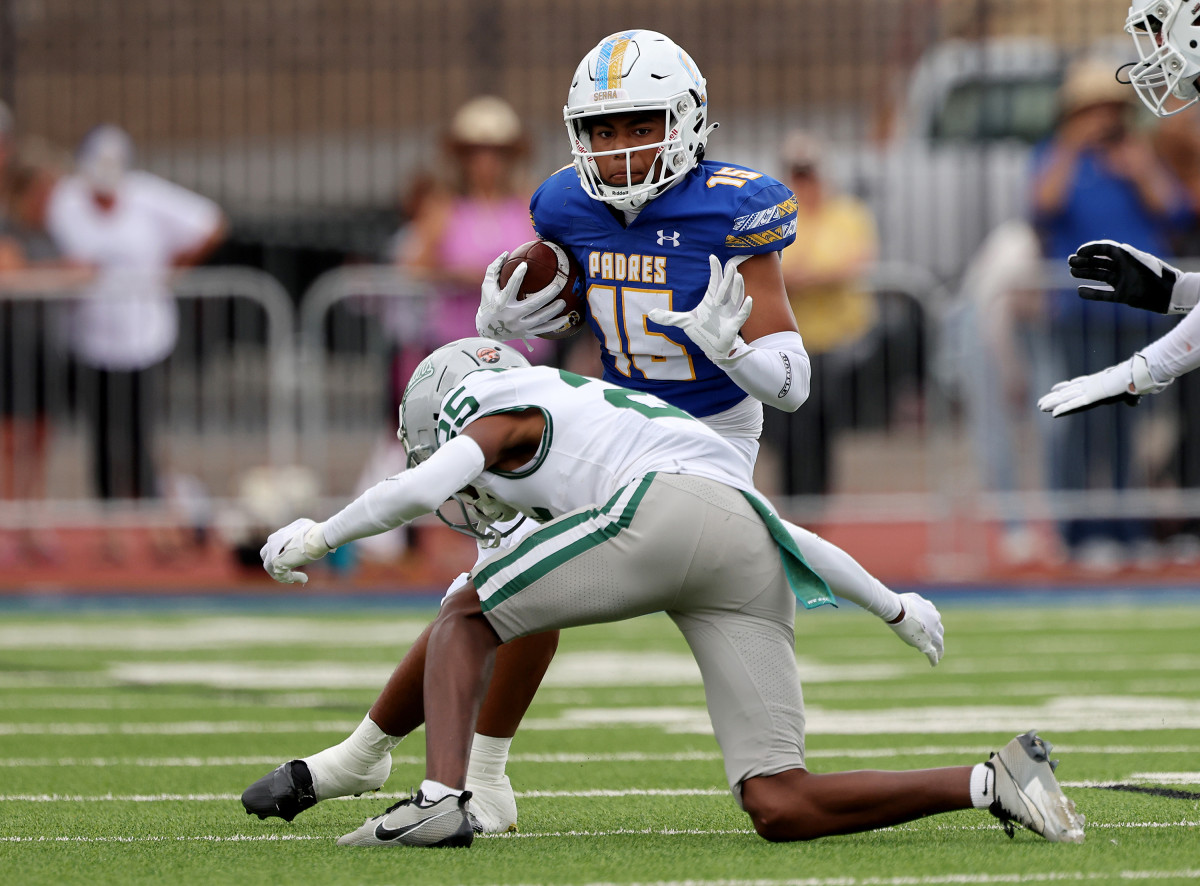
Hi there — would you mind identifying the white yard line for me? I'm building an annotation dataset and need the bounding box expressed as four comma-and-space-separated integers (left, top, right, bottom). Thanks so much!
1, 746, 1198, 768
488, 872, 1200, 885
3, 780, 1197, 803
0, 721, 361, 736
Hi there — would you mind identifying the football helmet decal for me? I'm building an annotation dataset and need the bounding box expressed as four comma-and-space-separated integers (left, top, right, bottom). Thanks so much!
398, 337, 530, 545
398, 336, 530, 465
564, 30, 716, 212
1125, 0, 1200, 116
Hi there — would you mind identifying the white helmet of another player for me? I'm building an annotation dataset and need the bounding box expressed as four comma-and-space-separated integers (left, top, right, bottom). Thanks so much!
564, 30, 715, 212
398, 336, 530, 465
398, 337, 530, 545
1126, 0, 1200, 116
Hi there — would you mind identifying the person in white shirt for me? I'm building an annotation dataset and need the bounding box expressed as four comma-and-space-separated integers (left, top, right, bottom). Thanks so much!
258, 337, 1083, 848
43, 125, 226, 557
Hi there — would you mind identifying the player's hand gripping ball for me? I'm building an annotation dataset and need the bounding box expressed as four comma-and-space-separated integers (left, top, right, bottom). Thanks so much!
498, 240, 585, 339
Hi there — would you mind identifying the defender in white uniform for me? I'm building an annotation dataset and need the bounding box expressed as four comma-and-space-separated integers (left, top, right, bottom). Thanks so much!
259, 338, 1085, 848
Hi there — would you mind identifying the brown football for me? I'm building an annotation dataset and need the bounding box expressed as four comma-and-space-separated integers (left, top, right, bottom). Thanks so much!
498, 239, 586, 340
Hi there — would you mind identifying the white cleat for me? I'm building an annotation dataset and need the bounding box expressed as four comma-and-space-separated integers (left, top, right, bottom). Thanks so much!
987, 730, 1085, 843
337, 790, 475, 848
465, 774, 518, 833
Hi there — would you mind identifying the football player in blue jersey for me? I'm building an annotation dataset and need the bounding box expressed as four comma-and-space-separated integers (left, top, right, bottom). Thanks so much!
242, 29, 943, 837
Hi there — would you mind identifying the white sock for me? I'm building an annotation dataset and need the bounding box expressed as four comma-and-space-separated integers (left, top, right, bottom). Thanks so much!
341, 714, 403, 764
969, 763, 995, 808
302, 714, 402, 799
419, 778, 462, 803
466, 733, 513, 784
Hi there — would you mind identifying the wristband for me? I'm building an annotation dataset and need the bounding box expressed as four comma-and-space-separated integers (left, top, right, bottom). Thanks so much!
1170, 270, 1200, 314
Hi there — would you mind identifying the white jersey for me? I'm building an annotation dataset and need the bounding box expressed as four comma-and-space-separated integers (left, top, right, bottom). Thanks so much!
437, 366, 755, 524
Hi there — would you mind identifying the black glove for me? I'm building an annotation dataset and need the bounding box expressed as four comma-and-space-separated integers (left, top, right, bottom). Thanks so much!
1067, 240, 1178, 314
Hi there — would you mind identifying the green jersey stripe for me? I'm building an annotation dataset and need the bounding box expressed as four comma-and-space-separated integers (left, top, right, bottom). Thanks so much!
477, 474, 655, 612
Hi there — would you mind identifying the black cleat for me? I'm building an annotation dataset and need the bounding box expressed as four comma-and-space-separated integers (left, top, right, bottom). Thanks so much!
241, 760, 317, 822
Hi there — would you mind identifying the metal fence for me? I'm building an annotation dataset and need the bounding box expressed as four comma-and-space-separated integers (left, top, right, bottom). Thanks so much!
4, 258, 1200, 578
0, 267, 294, 531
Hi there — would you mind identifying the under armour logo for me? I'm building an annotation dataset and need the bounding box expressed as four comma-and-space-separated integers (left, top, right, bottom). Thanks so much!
657, 230, 681, 247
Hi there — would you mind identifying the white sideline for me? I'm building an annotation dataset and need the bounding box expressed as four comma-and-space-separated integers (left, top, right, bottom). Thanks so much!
3, 779, 1197, 803
1, 745, 1199, 768
9, 694, 1200, 736
502, 872, 1200, 885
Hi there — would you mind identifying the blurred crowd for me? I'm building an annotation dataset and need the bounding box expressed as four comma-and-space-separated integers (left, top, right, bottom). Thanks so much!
6, 53, 1200, 580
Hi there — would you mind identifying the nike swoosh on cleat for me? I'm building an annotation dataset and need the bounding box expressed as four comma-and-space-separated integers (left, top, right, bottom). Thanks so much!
373, 810, 455, 842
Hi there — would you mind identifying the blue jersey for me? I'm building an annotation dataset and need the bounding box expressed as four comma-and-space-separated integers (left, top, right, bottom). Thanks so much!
531, 160, 797, 417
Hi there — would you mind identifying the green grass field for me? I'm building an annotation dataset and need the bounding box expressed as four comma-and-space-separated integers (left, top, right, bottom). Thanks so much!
2, 595, 1199, 885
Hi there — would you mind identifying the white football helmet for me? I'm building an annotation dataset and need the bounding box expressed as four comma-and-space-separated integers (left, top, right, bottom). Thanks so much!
1126, 0, 1200, 116
564, 30, 715, 212
398, 337, 530, 545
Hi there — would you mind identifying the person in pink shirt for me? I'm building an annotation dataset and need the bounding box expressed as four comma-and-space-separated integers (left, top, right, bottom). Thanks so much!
397, 96, 551, 364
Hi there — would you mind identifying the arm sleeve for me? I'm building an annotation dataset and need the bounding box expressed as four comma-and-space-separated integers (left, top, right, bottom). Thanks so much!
1138, 305, 1200, 384
321, 435, 487, 549
713, 330, 811, 413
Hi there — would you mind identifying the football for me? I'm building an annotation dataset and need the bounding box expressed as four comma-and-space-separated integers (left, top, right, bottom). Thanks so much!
498, 239, 586, 340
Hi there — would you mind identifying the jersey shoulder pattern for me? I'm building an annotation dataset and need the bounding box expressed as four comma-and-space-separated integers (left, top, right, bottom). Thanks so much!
681, 160, 798, 252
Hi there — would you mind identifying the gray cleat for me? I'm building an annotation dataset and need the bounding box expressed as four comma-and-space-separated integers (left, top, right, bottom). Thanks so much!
337, 789, 476, 848
987, 730, 1085, 843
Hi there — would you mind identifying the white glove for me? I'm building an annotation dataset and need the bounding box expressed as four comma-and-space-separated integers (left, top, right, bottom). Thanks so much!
1037, 353, 1172, 418
886, 592, 944, 666
260, 518, 333, 585
647, 255, 752, 363
475, 251, 568, 352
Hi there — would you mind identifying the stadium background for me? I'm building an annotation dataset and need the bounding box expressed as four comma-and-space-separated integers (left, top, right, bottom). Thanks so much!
2, 0, 1193, 593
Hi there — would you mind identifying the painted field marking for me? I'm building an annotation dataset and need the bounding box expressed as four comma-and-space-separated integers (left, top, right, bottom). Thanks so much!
2, 825, 1200, 840
0, 618, 427, 650
3, 778, 1197, 803
1, 746, 1199, 768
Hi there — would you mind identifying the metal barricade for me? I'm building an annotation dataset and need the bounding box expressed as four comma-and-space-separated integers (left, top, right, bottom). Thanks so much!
0, 266, 296, 531
297, 264, 435, 509
921, 257, 1200, 577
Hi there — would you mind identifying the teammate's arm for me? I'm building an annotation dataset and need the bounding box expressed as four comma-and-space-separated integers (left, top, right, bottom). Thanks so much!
649, 252, 812, 412
1037, 351, 1174, 417
1069, 240, 1200, 314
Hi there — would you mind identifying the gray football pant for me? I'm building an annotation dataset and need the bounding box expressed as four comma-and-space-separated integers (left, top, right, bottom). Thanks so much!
472, 472, 806, 801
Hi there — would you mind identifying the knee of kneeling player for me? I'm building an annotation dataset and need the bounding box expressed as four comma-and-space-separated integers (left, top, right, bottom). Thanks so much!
743, 792, 812, 842
742, 775, 825, 842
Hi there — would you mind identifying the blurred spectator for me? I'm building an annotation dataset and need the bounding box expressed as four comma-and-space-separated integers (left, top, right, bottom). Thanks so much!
0, 105, 71, 563
373, 98, 547, 566
1150, 110, 1200, 556
1029, 60, 1190, 570
949, 220, 1061, 565
39, 124, 227, 561
761, 131, 879, 499
396, 96, 549, 363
